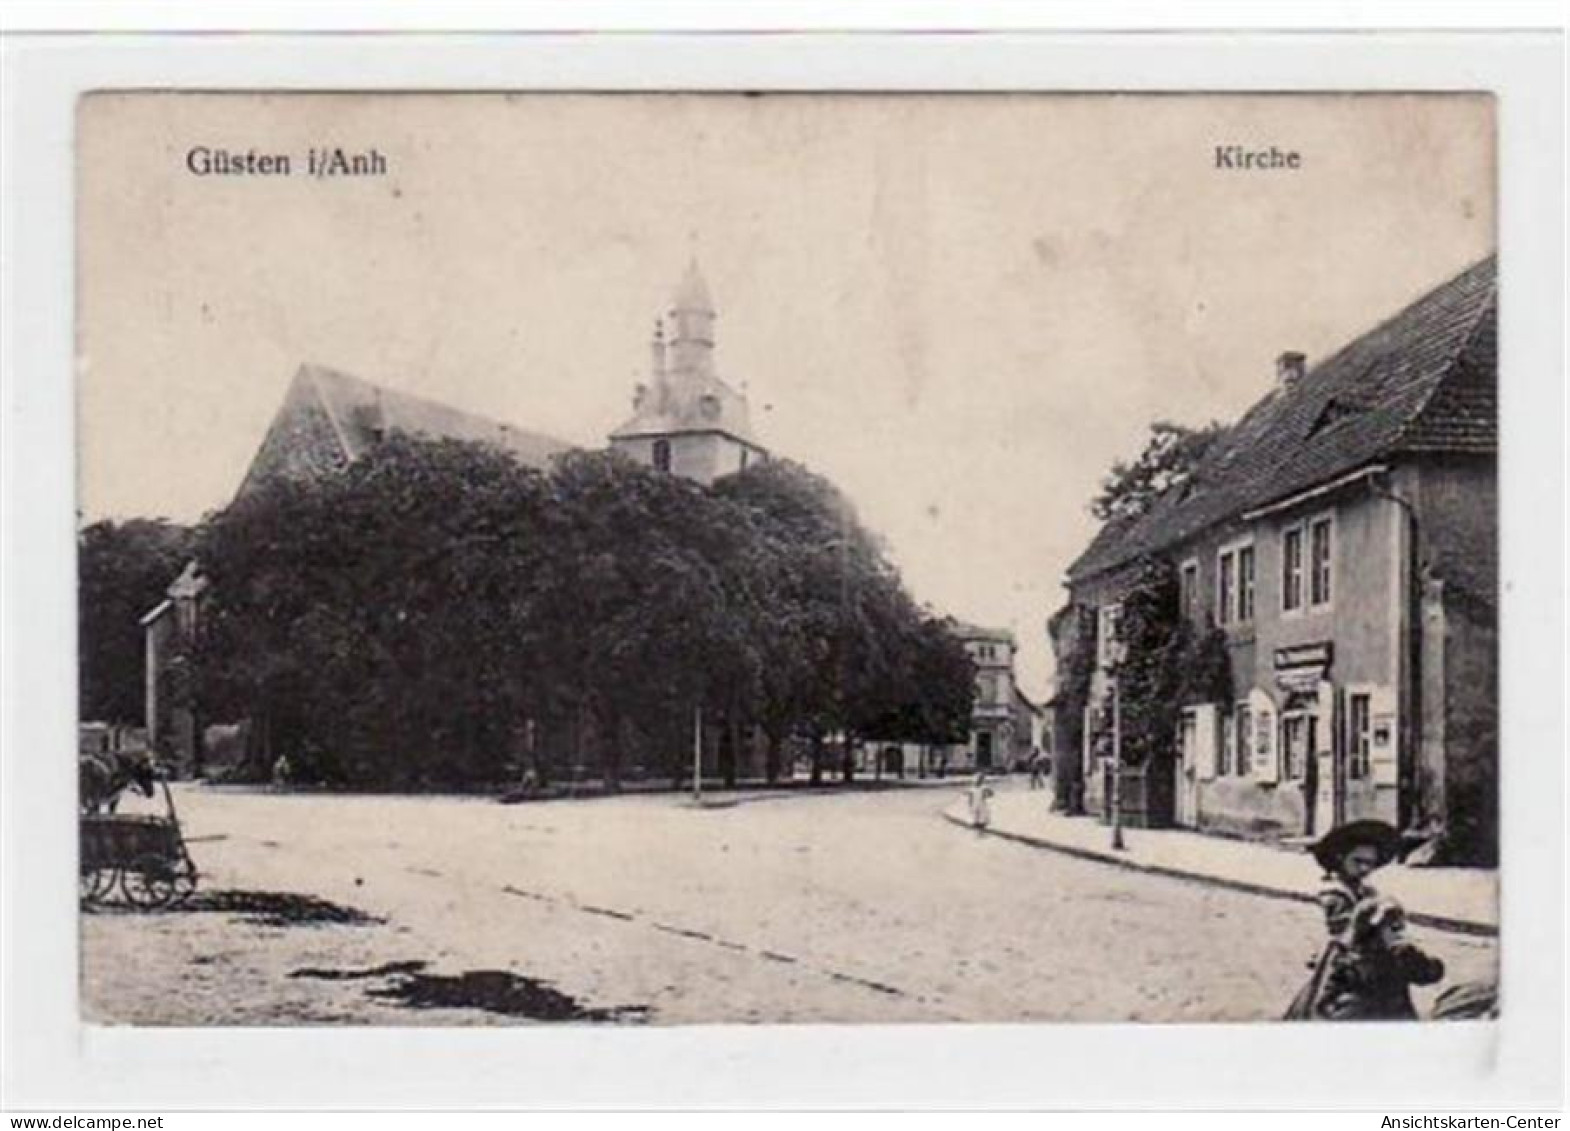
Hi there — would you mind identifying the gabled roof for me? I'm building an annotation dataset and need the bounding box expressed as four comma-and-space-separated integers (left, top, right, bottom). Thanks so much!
1068, 255, 1497, 583
305, 364, 571, 469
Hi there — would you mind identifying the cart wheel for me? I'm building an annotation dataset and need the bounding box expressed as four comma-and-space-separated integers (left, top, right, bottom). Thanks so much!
169, 860, 198, 904
120, 855, 177, 909
79, 868, 115, 905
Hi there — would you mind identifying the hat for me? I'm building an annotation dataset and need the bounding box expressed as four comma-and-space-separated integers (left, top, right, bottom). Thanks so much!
1310, 819, 1404, 874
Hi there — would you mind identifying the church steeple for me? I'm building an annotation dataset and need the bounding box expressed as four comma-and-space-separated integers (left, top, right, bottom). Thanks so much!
609, 258, 768, 486
669, 258, 716, 376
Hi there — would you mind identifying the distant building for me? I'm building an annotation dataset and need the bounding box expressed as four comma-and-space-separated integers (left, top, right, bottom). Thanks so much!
138, 560, 209, 773
609, 260, 769, 485
1055, 256, 1497, 862
949, 622, 1025, 772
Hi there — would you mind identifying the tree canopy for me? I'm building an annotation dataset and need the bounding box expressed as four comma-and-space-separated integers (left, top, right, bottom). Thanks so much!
78, 518, 196, 723
172, 438, 973, 789
1090, 420, 1224, 522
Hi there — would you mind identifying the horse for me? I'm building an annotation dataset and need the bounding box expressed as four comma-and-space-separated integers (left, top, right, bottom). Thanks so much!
79, 751, 157, 814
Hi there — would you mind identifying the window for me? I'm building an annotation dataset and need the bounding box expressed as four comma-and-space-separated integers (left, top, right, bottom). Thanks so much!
1217, 541, 1255, 626
652, 439, 672, 472
1348, 693, 1372, 780
1217, 553, 1235, 626
1238, 545, 1256, 622
1221, 710, 1236, 776
1282, 526, 1305, 612
1309, 516, 1334, 608
1098, 604, 1123, 669
1180, 560, 1199, 620
1235, 704, 1253, 776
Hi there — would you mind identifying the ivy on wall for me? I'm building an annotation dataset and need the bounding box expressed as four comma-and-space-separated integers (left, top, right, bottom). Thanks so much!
1102, 556, 1234, 770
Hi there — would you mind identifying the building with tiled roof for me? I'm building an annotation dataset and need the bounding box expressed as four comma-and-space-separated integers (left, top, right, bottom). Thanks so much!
1052, 256, 1498, 864
236, 363, 571, 501
609, 260, 769, 485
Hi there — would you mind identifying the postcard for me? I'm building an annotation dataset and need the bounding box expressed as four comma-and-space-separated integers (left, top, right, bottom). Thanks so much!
71, 90, 1503, 1030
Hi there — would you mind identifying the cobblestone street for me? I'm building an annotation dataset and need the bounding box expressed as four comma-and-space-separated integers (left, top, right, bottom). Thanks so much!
82, 780, 1497, 1025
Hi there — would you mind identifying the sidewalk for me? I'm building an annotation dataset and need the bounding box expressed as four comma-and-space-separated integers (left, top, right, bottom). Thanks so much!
944, 787, 1497, 937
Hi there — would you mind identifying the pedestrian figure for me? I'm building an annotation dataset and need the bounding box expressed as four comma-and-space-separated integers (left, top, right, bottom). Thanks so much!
1027, 747, 1048, 790
271, 753, 292, 791
1286, 819, 1445, 1020
967, 772, 994, 831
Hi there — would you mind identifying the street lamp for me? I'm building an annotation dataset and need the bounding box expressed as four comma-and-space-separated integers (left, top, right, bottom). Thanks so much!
1108, 639, 1127, 852
692, 702, 704, 804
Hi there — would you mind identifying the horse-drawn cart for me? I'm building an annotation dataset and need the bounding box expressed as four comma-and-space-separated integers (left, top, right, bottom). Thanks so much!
79, 777, 198, 909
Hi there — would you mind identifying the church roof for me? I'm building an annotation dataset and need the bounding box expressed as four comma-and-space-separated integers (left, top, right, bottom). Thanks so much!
1067, 255, 1497, 584
305, 364, 571, 469
237, 363, 573, 501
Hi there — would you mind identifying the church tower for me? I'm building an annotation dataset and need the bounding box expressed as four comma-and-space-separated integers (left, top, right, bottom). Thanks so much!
609, 259, 768, 485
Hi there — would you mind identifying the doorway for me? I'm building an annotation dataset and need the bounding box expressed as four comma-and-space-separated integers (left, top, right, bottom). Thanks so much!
975, 731, 994, 770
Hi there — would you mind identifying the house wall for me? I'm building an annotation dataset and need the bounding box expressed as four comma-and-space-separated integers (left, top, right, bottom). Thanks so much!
1196, 487, 1402, 839
1073, 483, 1407, 841
1071, 456, 1495, 857
961, 633, 1019, 770
1411, 455, 1498, 862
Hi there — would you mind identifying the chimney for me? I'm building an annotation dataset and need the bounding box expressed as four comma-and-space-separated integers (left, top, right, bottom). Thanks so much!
1276, 351, 1307, 389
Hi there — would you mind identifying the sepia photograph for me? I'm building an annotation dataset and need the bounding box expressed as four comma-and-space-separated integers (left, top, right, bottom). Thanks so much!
73, 90, 1500, 1028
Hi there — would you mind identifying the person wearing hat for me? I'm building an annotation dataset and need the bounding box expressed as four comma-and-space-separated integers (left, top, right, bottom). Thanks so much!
1287, 820, 1446, 1020
1310, 819, 1405, 941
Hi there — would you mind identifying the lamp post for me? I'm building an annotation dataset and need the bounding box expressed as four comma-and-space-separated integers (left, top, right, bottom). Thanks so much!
1109, 638, 1127, 851
1110, 674, 1126, 851
692, 703, 704, 804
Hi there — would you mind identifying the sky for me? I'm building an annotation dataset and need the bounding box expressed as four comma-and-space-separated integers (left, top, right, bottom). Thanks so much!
77, 92, 1495, 698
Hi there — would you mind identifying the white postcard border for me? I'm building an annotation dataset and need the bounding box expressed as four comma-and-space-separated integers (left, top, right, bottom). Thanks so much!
2, 30, 1563, 1111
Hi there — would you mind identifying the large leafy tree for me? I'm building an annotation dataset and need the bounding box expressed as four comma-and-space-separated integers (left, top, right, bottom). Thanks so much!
184, 437, 970, 792
78, 518, 196, 723
196, 434, 552, 786
715, 460, 965, 783
533, 450, 770, 789
1091, 420, 1224, 522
